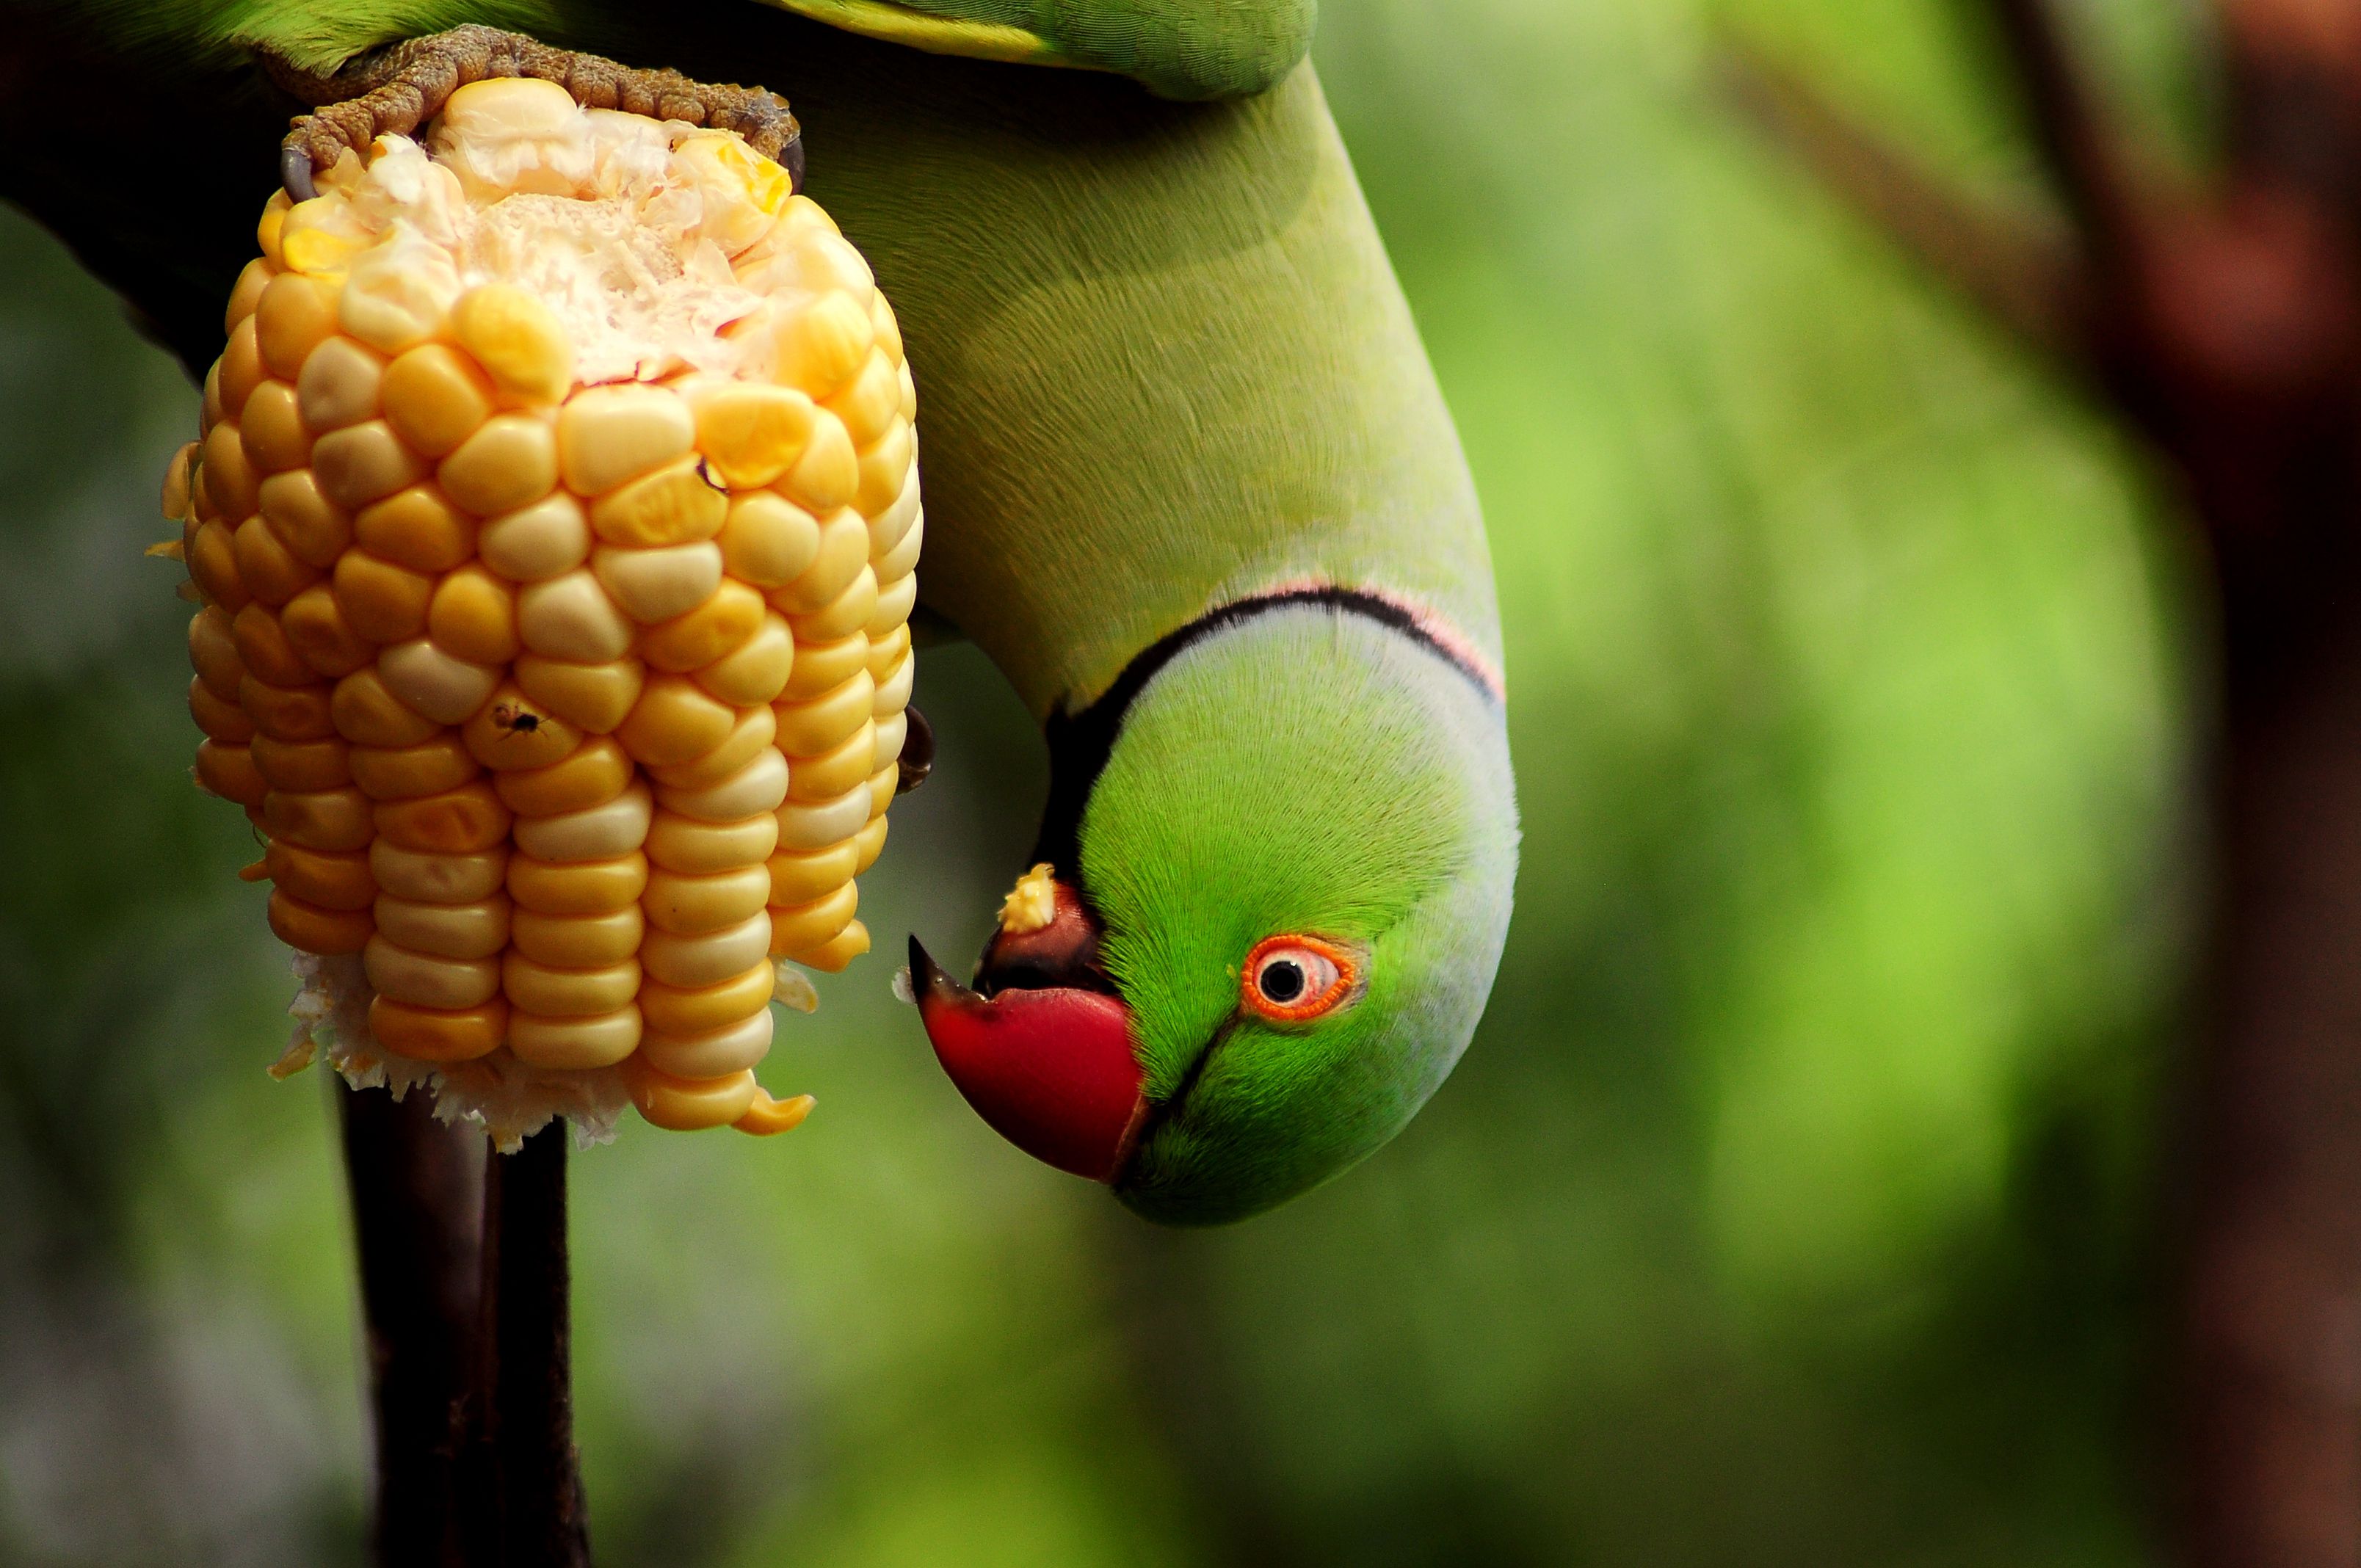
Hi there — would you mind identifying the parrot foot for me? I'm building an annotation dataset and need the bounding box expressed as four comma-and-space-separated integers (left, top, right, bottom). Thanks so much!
896, 706, 935, 795
261, 24, 802, 202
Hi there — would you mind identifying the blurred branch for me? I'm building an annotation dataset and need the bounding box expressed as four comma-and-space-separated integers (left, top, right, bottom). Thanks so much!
478, 1124, 592, 1568
1713, 32, 2092, 366
1983, 0, 2147, 262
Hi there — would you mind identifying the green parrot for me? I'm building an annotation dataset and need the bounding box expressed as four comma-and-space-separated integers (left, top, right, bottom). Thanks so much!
0, 0, 1517, 1224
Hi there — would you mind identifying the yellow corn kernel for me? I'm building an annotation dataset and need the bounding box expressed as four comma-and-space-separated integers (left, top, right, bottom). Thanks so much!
195, 739, 268, 806
639, 580, 764, 673
451, 283, 575, 406
382, 344, 497, 458
217, 319, 266, 421
296, 336, 384, 432
378, 639, 501, 726
162, 441, 198, 523
493, 735, 633, 816
233, 603, 314, 686
233, 516, 322, 607
786, 722, 876, 803
624, 1059, 760, 1130
510, 905, 645, 968
256, 273, 340, 378
355, 485, 474, 574
502, 953, 643, 1017
691, 383, 814, 489
429, 566, 521, 665
349, 735, 480, 801
201, 361, 225, 436
718, 492, 821, 588
592, 541, 722, 623
439, 413, 558, 516
267, 842, 377, 910
774, 671, 874, 757
478, 492, 590, 581
507, 852, 650, 917
259, 471, 355, 567
339, 237, 460, 353
241, 677, 339, 742
656, 749, 788, 823
461, 685, 584, 772
365, 937, 501, 1009
189, 676, 257, 744
518, 569, 634, 663
332, 667, 441, 747
510, 781, 653, 863
868, 623, 910, 682
644, 864, 772, 935
557, 385, 694, 496
766, 840, 857, 907
263, 785, 375, 852
792, 565, 879, 644
252, 734, 352, 792
374, 894, 512, 960
868, 468, 921, 557
866, 762, 897, 816
872, 643, 915, 716
781, 632, 870, 702
871, 293, 904, 364
867, 573, 918, 639
588, 456, 728, 548
513, 654, 645, 734
640, 912, 772, 989
203, 421, 261, 522
614, 676, 735, 767
240, 381, 313, 473
788, 918, 871, 973
269, 890, 375, 955
775, 291, 871, 396
824, 349, 900, 447
369, 996, 507, 1062
775, 781, 871, 852
649, 813, 778, 876
188, 606, 247, 700
855, 420, 915, 518
187, 520, 250, 609
640, 962, 775, 1039
768, 881, 857, 954
312, 421, 428, 509
852, 813, 888, 874
694, 614, 794, 707
872, 711, 907, 773
639, 1008, 774, 1078
371, 841, 508, 904
874, 505, 924, 584
510, 1006, 642, 1070
373, 780, 512, 854
647, 705, 777, 790
781, 412, 858, 512
226, 258, 273, 333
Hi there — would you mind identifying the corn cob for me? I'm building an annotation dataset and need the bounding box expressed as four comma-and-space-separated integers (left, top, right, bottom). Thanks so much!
162, 79, 921, 1147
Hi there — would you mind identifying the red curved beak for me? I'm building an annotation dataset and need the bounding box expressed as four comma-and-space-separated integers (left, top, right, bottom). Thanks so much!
910, 911, 1148, 1183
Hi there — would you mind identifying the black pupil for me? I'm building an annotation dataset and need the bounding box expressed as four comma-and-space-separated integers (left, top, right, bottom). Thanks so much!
1260, 959, 1307, 1003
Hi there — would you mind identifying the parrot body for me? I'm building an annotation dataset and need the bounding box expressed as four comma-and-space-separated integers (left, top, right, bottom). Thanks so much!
0, 0, 1517, 1221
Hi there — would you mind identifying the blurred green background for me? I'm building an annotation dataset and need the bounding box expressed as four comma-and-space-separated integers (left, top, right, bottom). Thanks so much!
0, 0, 2204, 1561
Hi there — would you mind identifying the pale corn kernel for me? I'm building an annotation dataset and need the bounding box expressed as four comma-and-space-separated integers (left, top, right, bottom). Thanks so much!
774, 671, 874, 755
769, 508, 869, 615
719, 493, 821, 588
694, 615, 794, 707
258, 471, 354, 567
268, 842, 377, 910
333, 552, 434, 643
871, 650, 913, 717
871, 711, 907, 772
851, 813, 888, 874
503, 953, 642, 1017
587, 456, 728, 548
639, 1009, 774, 1078
592, 541, 722, 623
868, 624, 912, 684
257, 273, 341, 377
378, 639, 501, 725
365, 937, 501, 1009
440, 413, 558, 515
825, 350, 901, 447
656, 748, 788, 823
791, 565, 879, 643
511, 780, 654, 863
780, 412, 858, 512
874, 508, 924, 584
775, 291, 871, 396
219, 319, 266, 416
493, 735, 632, 816
854, 421, 914, 518
479, 493, 591, 581
768, 881, 857, 954
867, 468, 921, 557
355, 484, 475, 573
450, 284, 575, 406
370, 997, 507, 1062
648, 813, 778, 876
513, 654, 645, 733
461, 686, 583, 771
690, 383, 814, 489
640, 962, 775, 1038
332, 667, 442, 747
870, 293, 904, 365
614, 676, 735, 766
509, 906, 645, 968
641, 913, 772, 989
262, 785, 375, 852
374, 895, 512, 960
865, 762, 897, 816
624, 1061, 761, 1132
196, 740, 269, 806
373, 781, 512, 854
341, 236, 461, 353
440, 76, 579, 141
188, 606, 246, 699
788, 722, 878, 802
296, 337, 385, 432
775, 782, 871, 852
790, 919, 871, 973
641, 581, 765, 673
382, 344, 498, 457
766, 841, 857, 907
645, 864, 773, 935
896, 357, 918, 418
866, 573, 918, 639
313, 421, 428, 509
240, 382, 313, 473
518, 570, 635, 662
509, 1007, 642, 1070
507, 852, 650, 917
349, 735, 481, 800
371, 841, 509, 904
794, 231, 877, 297
226, 258, 273, 333
429, 566, 522, 664
647, 705, 777, 789
233, 518, 323, 607
270, 891, 375, 955
674, 131, 794, 253
251, 734, 350, 793
189, 677, 258, 744
557, 385, 694, 495
202, 421, 261, 520
241, 678, 339, 742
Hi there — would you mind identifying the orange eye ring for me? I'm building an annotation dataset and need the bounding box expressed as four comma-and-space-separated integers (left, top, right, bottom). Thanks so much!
1240, 934, 1361, 1023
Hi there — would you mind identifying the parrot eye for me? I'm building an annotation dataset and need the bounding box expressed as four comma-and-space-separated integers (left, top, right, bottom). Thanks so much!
1241, 934, 1360, 1023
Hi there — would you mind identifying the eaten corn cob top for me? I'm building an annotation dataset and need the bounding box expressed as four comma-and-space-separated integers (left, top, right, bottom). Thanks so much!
163, 78, 921, 1149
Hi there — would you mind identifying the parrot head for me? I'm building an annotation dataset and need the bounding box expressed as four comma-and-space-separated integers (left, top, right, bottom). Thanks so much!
913, 592, 1517, 1224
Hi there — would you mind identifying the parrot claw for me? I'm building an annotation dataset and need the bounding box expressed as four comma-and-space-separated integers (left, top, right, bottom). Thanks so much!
279, 143, 316, 204
896, 706, 935, 794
